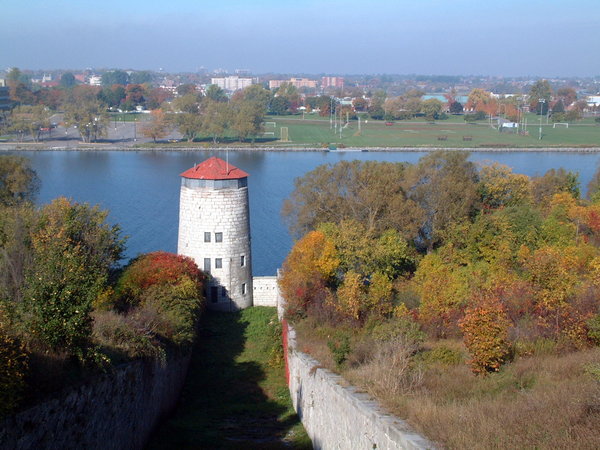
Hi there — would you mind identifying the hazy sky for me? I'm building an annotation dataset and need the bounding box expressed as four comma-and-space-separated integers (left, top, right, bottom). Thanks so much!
2, 0, 599, 76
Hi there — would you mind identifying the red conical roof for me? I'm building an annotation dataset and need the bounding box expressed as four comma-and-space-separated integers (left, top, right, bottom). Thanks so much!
180, 156, 249, 180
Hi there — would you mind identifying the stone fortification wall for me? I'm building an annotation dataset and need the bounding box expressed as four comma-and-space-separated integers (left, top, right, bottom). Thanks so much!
284, 324, 433, 450
178, 185, 252, 310
0, 354, 190, 450
252, 276, 278, 307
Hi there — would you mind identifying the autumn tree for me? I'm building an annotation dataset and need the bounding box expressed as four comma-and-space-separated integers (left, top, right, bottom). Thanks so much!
0, 155, 39, 206
478, 162, 532, 209
283, 160, 424, 239
279, 231, 339, 319
142, 109, 170, 143
530, 168, 580, 206
421, 98, 444, 120
459, 295, 512, 374
407, 151, 480, 251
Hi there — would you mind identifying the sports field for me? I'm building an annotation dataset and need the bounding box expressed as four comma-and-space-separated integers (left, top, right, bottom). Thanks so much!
268, 114, 600, 148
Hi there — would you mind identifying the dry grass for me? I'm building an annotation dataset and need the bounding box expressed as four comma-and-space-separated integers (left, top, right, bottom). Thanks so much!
402, 348, 600, 449
294, 319, 600, 449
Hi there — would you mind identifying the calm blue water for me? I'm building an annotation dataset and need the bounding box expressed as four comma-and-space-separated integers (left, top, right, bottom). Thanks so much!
5, 150, 600, 275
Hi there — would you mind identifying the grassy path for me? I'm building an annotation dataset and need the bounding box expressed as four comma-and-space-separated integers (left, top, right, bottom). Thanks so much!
147, 307, 311, 449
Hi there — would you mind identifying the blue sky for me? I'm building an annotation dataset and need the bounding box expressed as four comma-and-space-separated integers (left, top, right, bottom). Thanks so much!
2, 0, 599, 76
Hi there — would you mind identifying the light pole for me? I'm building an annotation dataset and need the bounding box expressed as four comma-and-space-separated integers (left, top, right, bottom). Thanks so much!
133, 116, 137, 142
538, 98, 545, 140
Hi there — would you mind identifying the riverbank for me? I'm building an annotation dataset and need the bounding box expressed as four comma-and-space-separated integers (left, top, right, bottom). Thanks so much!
3, 143, 600, 152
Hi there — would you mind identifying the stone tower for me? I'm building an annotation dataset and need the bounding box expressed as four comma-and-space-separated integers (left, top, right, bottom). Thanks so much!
178, 156, 252, 311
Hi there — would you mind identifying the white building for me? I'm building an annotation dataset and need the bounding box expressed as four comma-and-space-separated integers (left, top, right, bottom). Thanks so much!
177, 157, 253, 311
88, 75, 102, 86
210, 76, 255, 92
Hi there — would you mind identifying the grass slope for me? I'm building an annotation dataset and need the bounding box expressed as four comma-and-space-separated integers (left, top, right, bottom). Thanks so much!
148, 307, 310, 449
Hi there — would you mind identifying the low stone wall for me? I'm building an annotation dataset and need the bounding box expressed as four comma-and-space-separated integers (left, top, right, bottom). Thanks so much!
252, 276, 279, 307
285, 324, 434, 450
0, 353, 191, 450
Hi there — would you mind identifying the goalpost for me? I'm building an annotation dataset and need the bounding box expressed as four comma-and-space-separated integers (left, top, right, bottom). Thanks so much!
553, 123, 569, 129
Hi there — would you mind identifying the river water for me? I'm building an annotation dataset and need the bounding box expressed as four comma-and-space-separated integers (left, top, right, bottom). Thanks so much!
5, 150, 600, 275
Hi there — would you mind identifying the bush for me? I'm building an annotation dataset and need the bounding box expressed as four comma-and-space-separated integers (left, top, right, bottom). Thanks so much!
116, 251, 204, 307
459, 297, 512, 375
464, 111, 487, 122
0, 328, 28, 418
23, 198, 124, 361
327, 333, 351, 368
92, 310, 164, 361
587, 314, 600, 345
420, 345, 463, 366
370, 317, 425, 353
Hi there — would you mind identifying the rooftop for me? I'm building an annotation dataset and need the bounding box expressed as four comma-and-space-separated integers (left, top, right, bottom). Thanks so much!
180, 156, 249, 180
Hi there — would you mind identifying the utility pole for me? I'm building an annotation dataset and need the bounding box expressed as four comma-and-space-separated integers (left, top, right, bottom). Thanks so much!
538, 99, 545, 140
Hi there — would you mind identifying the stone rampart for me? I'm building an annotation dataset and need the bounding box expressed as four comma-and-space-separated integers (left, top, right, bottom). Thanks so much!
284, 324, 434, 449
0, 353, 190, 450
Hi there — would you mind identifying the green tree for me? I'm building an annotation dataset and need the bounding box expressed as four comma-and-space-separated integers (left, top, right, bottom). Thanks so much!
205, 84, 228, 103
59, 72, 76, 89
529, 79, 553, 114
269, 96, 290, 115
231, 99, 265, 142
101, 70, 129, 86
421, 98, 444, 120
201, 101, 231, 143
129, 71, 152, 84
23, 198, 124, 360
63, 99, 109, 143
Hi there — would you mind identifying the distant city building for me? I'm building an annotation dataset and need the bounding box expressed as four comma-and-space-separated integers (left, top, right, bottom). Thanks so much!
211, 76, 255, 92
88, 75, 102, 86
269, 78, 318, 90
321, 76, 344, 89
587, 96, 600, 108
159, 79, 179, 95
74, 74, 87, 83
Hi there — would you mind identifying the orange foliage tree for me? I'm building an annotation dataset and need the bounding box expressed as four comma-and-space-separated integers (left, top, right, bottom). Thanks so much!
279, 231, 339, 319
459, 295, 511, 374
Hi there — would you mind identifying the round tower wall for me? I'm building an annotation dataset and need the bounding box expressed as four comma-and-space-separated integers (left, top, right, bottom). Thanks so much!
178, 183, 253, 310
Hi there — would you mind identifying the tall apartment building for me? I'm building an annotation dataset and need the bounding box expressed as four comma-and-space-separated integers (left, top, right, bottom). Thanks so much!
321, 76, 345, 89
210, 76, 255, 92
269, 78, 318, 90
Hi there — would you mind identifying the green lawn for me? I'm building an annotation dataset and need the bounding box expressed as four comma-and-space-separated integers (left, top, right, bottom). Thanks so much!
148, 307, 311, 449
268, 115, 600, 148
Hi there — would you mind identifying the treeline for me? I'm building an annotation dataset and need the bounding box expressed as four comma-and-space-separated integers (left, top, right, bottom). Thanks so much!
280, 152, 600, 375
0, 156, 205, 418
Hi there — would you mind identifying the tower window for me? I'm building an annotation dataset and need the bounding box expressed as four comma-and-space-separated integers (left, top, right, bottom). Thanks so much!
204, 258, 211, 272
215, 258, 222, 269
204, 232, 211, 242
241, 255, 245, 267
215, 232, 223, 242
241, 283, 247, 295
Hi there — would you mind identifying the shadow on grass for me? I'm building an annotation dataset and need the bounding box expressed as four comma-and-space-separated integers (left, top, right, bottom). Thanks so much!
147, 310, 310, 449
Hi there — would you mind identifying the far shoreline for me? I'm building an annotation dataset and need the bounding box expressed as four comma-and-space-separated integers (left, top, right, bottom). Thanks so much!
2, 143, 600, 153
